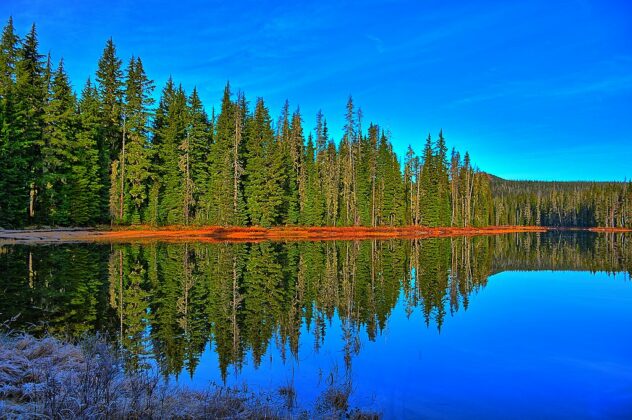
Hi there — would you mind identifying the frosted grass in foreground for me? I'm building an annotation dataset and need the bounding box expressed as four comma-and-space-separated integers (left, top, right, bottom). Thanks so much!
0, 333, 378, 419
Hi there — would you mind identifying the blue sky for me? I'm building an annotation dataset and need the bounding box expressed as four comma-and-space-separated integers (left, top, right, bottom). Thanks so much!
2, 0, 631, 181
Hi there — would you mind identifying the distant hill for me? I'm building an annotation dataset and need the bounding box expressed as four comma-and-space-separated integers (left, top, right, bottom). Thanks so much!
486, 174, 630, 227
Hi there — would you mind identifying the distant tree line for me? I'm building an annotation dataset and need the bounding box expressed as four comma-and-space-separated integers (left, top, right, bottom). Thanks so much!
0, 20, 629, 228
491, 177, 632, 228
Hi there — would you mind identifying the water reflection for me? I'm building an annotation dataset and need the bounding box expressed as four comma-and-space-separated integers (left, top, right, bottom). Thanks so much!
0, 231, 630, 380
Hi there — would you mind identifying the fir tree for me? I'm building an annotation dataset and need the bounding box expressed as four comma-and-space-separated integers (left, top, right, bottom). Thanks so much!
287, 107, 304, 224
187, 87, 212, 224
95, 38, 124, 220
205, 82, 245, 225
244, 98, 285, 226
159, 83, 188, 225
72, 79, 104, 224
3, 20, 624, 230
41, 60, 77, 224
419, 134, 438, 226
435, 130, 451, 227
339, 96, 357, 225
14, 24, 46, 224
0, 17, 22, 226
117, 56, 154, 223
301, 134, 324, 225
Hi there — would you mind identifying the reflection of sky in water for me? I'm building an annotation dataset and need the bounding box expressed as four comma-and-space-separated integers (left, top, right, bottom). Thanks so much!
176, 270, 632, 418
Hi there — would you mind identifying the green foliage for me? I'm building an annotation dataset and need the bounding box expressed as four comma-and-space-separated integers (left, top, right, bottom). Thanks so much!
13, 24, 46, 225
71, 80, 105, 225
41, 61, 77, 224
119, 56, 154, 223
154, 82, 188, 225
95, 38, 123, 219
187, 88, 212, 224
0, 17, 23, 226
203, 83, 246, 225
301, 135, 324, 225
243, 98, 285, 227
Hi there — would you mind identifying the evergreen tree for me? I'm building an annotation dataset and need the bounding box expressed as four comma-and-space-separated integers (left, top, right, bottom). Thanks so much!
315, 109, 326, 156
14, 24, 46, 224
339, 96, 357, 225
113, 56, 154, 223
301, 134, 324, 225
375, 131, 404, 225
276, 100, 297, 224
187, 87, 212, 224
367, 123, 379, 226
419, 134, 438, 226
288, 107, 304, 224
0, 17, 22, 226
41, 60, 77, 224
160, 83, 188, 225
355, 121, 375, 226
450, 148, 461, 226
322, 138, 340, 226
459, 152, 473, 226
73, 79, 104, 224
146, 77, 176, 225
205, 82, 245, 225
435, 130, 451, 226
244, 98, 285, 226
95, 38, 124, 221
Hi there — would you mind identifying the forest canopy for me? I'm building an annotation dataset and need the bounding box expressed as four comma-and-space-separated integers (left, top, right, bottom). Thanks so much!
0, 19, 630, 229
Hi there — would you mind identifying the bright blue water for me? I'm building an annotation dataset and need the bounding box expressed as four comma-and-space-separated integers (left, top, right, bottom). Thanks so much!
176, 270, 632, 418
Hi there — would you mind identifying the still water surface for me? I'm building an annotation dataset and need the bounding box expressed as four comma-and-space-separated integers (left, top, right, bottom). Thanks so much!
1, 232, 631, 417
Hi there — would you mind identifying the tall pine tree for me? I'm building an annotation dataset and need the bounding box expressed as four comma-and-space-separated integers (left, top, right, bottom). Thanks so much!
96, 38, 123, 221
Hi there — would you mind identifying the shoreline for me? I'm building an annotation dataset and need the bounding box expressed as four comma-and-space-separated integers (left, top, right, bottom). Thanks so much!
0, 225, 546, 244
1, 225, 629, 244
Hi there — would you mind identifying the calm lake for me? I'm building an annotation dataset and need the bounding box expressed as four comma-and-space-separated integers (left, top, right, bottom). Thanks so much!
1, 231, 631, 418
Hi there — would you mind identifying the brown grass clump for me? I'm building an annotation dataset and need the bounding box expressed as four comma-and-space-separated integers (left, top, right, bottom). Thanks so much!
0, 333, 381, 419
0, 333, 278, 418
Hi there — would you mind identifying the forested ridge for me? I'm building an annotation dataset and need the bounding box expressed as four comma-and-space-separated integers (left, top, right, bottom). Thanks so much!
0, 20, 630, 229
491, 176, 631, 228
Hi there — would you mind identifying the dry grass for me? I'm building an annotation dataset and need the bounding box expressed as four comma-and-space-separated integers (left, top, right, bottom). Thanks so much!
0, 334, 279, 419
0, 333, 381, 419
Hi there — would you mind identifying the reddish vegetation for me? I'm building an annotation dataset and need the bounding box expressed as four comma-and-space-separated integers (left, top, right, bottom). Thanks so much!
81, 225, 549, 243
588, 227, 632, 233
4, 226, 630, 244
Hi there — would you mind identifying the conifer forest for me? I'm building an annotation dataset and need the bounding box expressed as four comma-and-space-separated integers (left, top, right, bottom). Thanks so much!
0, 19, 630, 230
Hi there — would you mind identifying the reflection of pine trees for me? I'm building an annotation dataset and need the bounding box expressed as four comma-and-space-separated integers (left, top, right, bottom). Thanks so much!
0, 244, 109, 336
147, 243, 213, 378
206, 243, 246, 380
108, 245, 152, 370
488, 232, 632, 275
416, 238, 450, 329
1, 232, 630, 379
242, 243, 287, 366
279, 243, 301, 361
296, 242, 326, 351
